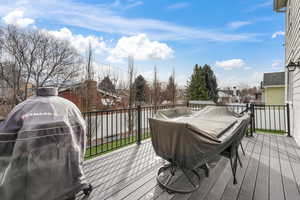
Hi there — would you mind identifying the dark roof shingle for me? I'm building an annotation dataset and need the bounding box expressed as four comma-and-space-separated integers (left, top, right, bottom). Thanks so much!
263, 72, 285, 86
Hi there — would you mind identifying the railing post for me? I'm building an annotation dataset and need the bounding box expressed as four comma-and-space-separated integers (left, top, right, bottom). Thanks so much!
137, 105, 142, 144
252, 103, 256, 133
286, 103, 291, 137
249, 103, 254, 137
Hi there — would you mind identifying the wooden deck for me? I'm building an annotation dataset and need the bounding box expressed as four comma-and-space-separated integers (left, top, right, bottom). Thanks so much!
76, 133, 300, 200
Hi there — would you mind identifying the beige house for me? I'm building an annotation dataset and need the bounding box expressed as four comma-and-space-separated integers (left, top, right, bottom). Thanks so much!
261, 72, 285, 105
274, 0, 300, 144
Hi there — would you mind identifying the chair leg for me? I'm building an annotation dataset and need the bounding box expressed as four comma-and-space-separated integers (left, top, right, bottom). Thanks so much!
229, 145, 238, 184
237, 150, 243, 168
200, 163, 210, 177
239, 141, 245, 156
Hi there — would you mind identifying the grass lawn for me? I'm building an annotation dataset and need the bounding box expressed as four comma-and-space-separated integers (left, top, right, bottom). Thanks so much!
255, 128, 285, 135
85, 133, 151, 160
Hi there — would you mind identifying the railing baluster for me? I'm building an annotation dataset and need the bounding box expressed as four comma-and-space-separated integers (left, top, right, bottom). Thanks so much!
278, 106, 282, 131
101, 112, 103, 153
106, 111, 108, 152
89, 112, 92, 156
95, 113, 98, 154
286, 103, 291, 137
273, 105, 276, 132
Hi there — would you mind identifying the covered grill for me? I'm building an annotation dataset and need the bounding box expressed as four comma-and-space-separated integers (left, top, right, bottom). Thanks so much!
0, 87, 92, 200
149, 106, 250, 193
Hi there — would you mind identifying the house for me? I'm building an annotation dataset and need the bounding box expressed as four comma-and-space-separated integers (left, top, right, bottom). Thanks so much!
274, 0, 300, 144
59, 80, 121, 112
218, 86, 240, 104
261, 72, 285, 105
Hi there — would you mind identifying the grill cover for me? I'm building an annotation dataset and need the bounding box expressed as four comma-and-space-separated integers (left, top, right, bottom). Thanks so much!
0, 87, 87, 200
149, 106, 250, 169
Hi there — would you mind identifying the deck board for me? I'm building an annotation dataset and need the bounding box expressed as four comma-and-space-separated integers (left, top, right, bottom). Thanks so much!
220, 135, 256, 200
253, 134, 269, 200
237, 134, 263, 200
269, 134, 285, 200
277, 135, 300, 200
77, 133, 300, 200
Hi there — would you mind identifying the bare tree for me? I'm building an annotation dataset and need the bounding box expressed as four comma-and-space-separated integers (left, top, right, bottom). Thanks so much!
153, 66, 158, 110
0, 25, 82, 106
164, 68, 177, 105
85, 42, 94, 81
127, 55, 136, 136
128, 55, 135, 108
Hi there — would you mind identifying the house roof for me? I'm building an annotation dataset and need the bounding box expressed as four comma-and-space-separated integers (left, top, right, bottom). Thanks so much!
263, 72, 285, 87
273, 0, 287, 12
58, 81, 120, 99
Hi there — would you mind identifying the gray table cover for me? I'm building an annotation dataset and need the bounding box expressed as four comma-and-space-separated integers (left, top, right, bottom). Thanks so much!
149, 106, 250, 170
0, 87, 87, 200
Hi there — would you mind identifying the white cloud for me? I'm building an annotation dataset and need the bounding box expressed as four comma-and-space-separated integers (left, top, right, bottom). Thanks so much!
111, 0, 143, 10
272, 31, 285, 38
0, 0, 259, 42
215, 59, 246, 70
246, 1, 272, 12
2, 10, 34, 28
228, 21, 251, 30
217, 71, 263, 87
47, 28, 109, 54
166, 2, 189, 10
107, 34, 174, 62
271, 59, 282, 68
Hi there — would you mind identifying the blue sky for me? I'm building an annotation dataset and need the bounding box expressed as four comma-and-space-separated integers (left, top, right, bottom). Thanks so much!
0, 0, 285, 88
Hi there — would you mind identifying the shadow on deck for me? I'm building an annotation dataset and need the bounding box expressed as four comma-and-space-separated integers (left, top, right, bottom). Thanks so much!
76, 133, 300, 200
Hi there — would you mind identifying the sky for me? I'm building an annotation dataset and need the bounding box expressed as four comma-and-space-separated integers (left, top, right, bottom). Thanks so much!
0, 0, 286, 88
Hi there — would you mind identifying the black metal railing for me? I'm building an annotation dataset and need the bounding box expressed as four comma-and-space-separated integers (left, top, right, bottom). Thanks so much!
252, 104, 290, 136
82, 104, 185, 159
83, 103, 291, 159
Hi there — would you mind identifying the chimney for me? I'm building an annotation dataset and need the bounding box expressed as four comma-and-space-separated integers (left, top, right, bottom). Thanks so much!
85, 80, 97, 111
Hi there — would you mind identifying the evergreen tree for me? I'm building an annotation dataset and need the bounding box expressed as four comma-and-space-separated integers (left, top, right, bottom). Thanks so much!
165, 73, 177, 104
203, 64, 218, 102
186, 64, 209, 100
99, 76, 116, 93
133, 75, 147, 104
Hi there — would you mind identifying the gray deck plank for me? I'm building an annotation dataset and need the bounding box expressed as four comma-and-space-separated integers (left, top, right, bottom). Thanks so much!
277, 135, 300, 200
106, 166, 159, 200
85, 142, 155, 183
187, 158, 229, 200
202, 161, 231, 200
269, 134, 285, 200
203, 137, 252, 200
253, 134, 270, 200
77, 134, 300, 200
220, 136, 256, 200
287, 136, 300, 192
87, 157, 162, 200
170, 138, 251, 200
237, 134, 263, 200
283, 136, 300, 197
170, 157, 222, 200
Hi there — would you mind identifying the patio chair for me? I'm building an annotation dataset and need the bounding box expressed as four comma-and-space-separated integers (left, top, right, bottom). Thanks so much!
149, 106, 250, 194
0, 87, 92, 200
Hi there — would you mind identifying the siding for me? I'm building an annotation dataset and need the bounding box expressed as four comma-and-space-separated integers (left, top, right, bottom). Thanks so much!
285, 0, 300, 144
264, 87, 285, 105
